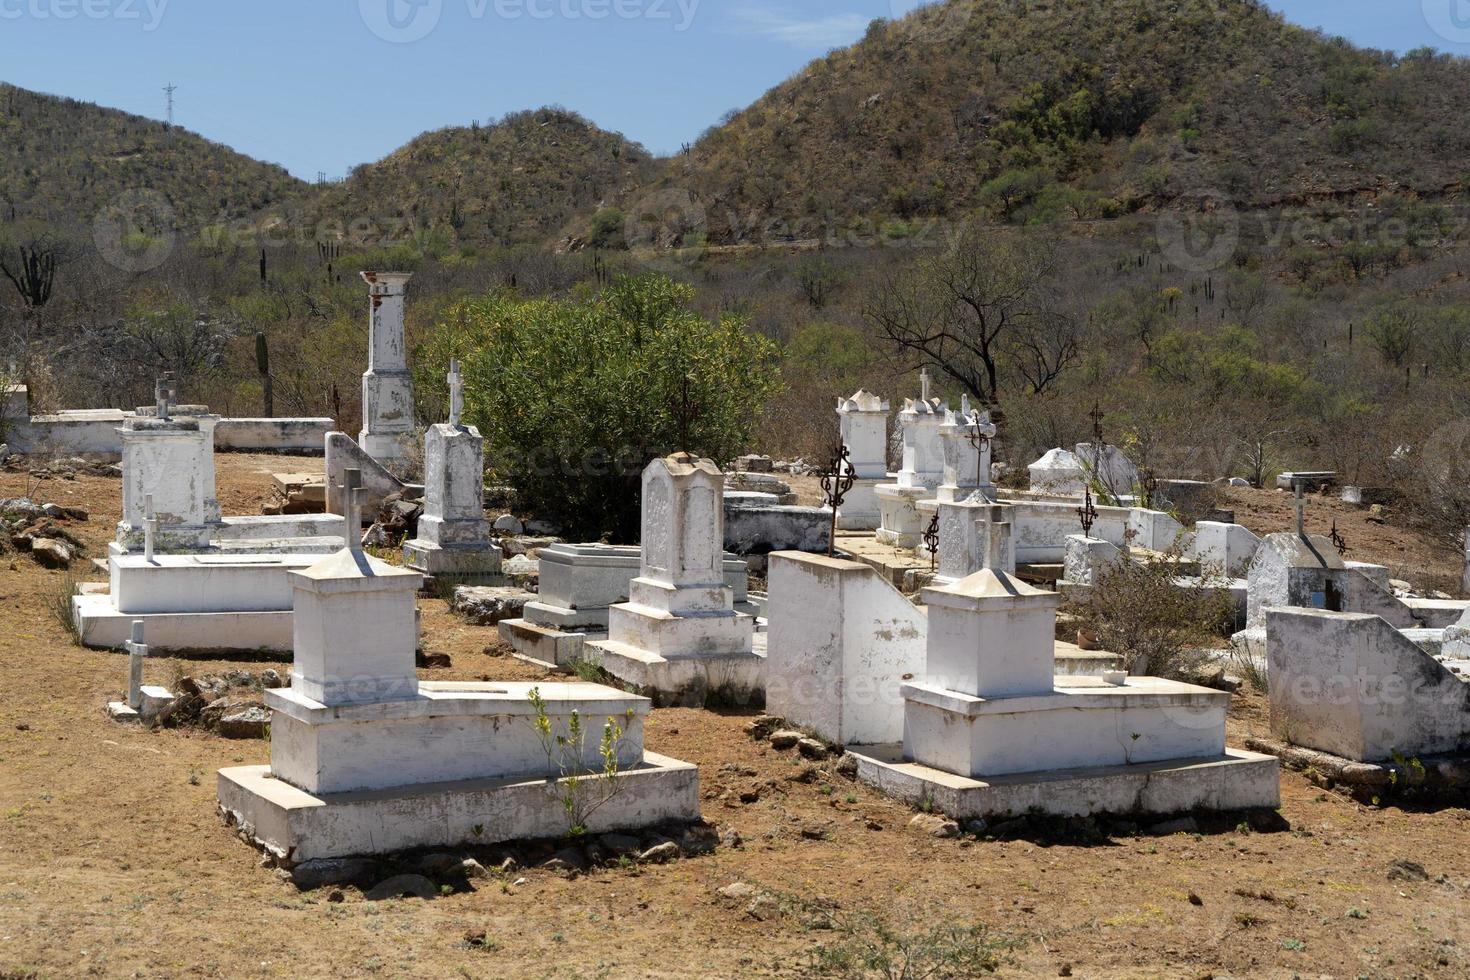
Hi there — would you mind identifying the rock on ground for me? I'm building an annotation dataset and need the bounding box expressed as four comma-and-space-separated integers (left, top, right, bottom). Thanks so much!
451, 586, 535, 625
907, 814, 961, 838
29, 537, 73, 568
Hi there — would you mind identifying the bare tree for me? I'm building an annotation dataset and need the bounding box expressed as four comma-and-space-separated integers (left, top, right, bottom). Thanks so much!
864, 226, 1073, 406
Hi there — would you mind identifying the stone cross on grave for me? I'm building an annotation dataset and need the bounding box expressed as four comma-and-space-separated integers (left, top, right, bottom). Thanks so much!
126, 620, 148, 711
1292, 482, 1307, 539
154, 375, 173, 421
448, 359, 464, 428
920, 367, 931, 402
339, 467, 365, 553
143, 493, 159, 563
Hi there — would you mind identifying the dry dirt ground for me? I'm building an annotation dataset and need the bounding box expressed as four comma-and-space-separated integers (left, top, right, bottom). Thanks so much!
1, 456, 1468, 979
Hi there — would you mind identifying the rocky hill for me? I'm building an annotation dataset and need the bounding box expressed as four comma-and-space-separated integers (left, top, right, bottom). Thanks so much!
0, 82, 308, 235
669, 0, 1470, 242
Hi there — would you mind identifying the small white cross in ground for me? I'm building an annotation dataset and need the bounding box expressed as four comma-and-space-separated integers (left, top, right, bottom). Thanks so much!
126, 620, 148, 710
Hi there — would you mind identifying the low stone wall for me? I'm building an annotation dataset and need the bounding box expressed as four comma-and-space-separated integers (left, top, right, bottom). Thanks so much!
214, 418, 334, 453
724, 502, 831, 555
8, 413, 334, 457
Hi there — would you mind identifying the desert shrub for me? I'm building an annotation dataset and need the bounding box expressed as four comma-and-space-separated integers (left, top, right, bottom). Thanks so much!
417, 274, 781, 541
1066, 547, 1235, 678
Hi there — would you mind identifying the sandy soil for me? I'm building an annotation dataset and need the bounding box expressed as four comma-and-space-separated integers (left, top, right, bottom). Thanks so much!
0, 457, 1467, 978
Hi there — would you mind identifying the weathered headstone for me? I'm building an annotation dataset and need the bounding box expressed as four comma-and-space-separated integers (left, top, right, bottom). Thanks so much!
402, 361, 501, 581
358, 272, 416, 466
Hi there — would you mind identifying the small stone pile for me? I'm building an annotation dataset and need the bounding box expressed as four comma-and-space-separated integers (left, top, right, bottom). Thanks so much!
745, 715, 848, 767
163, 669, 284, 739
3, 498, 88, 568
3, 456, 121, 478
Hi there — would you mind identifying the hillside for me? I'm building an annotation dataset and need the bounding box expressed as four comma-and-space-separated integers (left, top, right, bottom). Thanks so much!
671, 0, 1470, 242
306, 108, 661, 248
0, 82, 308, 234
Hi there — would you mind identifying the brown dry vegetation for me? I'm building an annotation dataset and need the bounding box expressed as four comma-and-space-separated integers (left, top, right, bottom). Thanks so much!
0, 457, 1468, 978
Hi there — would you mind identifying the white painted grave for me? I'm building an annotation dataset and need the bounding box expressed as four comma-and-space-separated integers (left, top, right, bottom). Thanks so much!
875, 370, 948, 548
402, 360, 501, 580
936, 399, 996, 504
218, 476, 699, 861
835, 390, 891, 531
588, 455, 760, 702
1028, 448, 1085, 495
849, 568, 1279, 819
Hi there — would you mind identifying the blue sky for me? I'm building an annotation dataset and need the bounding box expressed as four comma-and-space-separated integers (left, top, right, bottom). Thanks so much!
0, 0, 1463, 181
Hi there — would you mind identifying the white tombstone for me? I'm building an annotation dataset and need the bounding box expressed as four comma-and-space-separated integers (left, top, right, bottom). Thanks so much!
936, 398, 997, 504
358, 271, 416, 465
835, 390, 891, 531
1076, 443, 1139, 499
1061, 534, 1123, 588
875, 372, 948, 548
1028, 448, 1086, 495
402, 361, 501, 580
115, 410, 213, 553
935, 500, 1015, 583
589, 454, 760, 702
292, 471, 423, 706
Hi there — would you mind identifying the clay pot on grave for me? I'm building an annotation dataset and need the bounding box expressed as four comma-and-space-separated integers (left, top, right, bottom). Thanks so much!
1077, 629, 1099, 651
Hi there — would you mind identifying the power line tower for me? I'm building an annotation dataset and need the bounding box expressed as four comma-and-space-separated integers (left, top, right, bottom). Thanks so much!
163, 82, 177, 128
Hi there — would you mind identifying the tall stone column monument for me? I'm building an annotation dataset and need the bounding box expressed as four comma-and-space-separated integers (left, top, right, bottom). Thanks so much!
359, 271, 416, 466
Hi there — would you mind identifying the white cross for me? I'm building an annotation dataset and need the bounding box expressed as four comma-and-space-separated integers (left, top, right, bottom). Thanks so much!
125, 620, 148, 710
920, 367, 931, 402
448, 359, 464, 428
143, 493, 159, 563
154, 376, 172, 421
960, 394, 971, 416
339, 468, 364, 553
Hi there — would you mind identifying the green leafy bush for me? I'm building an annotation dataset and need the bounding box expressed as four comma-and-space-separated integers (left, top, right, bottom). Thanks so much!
418, 275, 781, 541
